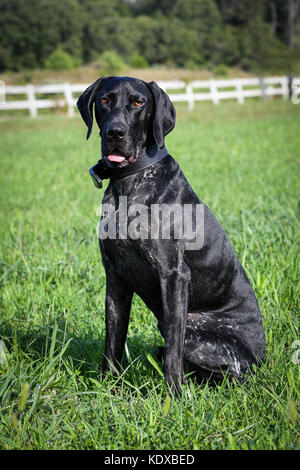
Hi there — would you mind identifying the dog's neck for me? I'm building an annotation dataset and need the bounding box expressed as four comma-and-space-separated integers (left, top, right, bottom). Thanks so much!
89, 145, 169, 189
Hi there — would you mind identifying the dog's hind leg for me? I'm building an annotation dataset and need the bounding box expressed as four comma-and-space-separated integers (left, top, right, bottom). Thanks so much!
183, 313, 264, 382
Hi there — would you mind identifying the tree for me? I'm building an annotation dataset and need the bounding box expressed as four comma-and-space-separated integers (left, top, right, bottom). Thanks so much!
240, 17, 293, 73
0, 0, 298, 73
171, 0, 223, 64
79, 0, 131, 62
216, 0, 268, 26
128, 0, 175, 16
0, 0, 83, 71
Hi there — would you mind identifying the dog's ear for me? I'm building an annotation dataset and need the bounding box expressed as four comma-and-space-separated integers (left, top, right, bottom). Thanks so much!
77, 77, 107, 139
147, 81, 176, 148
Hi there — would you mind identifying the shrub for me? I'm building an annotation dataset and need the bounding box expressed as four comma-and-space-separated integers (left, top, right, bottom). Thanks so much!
129, 52, 148, 69
214, 64, 228, 77
44, 48, 80, 70
184, 60, 202, 71
98, 50, 126, 76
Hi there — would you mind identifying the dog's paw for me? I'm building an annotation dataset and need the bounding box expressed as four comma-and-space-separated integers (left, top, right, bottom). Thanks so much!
165, 374, 185, 399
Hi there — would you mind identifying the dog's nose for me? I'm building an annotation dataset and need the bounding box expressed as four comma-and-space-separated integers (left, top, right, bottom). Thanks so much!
106, 123, 127, 140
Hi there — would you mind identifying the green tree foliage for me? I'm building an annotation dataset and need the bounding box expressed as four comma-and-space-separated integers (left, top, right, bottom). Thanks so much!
78, 0, 131, 62
0, 0, 83, 71
130, 0, 175, 16
131, 15, 202, 67
172, 0, 223, 62
216, 0, 268, 26
0, 0, 299, 73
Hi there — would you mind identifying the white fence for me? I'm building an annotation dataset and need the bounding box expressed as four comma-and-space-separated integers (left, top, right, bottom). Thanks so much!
0, 76, 298, 117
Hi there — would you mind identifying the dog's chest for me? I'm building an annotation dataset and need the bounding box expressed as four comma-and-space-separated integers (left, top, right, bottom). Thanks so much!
100, 234, 162, 311
99, 188, 161, 296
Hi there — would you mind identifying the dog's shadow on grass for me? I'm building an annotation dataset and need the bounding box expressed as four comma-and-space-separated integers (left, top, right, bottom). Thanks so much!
0, 321, 166, 385
0, 321, 226, 390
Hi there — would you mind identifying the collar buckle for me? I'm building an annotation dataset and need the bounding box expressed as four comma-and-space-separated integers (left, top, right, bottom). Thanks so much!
89, 164, 103, 189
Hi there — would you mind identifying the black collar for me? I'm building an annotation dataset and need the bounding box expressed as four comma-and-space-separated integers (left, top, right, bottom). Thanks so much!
89, 145, 169, 189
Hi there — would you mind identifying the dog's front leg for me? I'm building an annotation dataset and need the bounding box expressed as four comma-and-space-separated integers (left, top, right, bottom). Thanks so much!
102, 270, 133, 375
160, 264, 190, 396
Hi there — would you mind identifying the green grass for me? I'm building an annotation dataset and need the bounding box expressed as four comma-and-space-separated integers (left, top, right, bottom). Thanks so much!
0, 100, 299, 450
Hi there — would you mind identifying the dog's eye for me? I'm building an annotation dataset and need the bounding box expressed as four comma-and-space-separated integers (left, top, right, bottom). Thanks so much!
135, 100, 143, 107
100, 97, 108, 103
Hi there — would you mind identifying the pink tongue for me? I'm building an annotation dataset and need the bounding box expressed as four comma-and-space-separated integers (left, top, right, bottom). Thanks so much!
108, 154, 125, 163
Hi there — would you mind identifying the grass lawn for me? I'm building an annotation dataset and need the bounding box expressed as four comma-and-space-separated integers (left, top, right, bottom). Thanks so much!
0, 99, 299, 450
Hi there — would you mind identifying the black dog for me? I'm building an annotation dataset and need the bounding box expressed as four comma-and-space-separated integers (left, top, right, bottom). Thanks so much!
77, 76, 266, 395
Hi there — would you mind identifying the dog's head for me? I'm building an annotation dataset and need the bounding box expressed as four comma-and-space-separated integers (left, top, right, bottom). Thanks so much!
77, 76, 176, 166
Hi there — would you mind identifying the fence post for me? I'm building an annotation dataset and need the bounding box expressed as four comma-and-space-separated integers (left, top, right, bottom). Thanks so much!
282, 76, 289, 99
0, 80, 5, 104
64, 83, 74, 117
235, 79, 244, 104
210, 80, 219, 104
27, 84, 37, 117
259, 77, 268, 102
186, 83, 195, 110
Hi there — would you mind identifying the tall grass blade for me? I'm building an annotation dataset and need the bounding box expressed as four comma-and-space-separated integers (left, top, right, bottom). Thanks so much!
146, 353, 164, 377
18, 382, 30, 412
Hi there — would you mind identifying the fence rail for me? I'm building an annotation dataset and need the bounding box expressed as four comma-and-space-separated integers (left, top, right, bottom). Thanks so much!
0, 76, 298, 117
